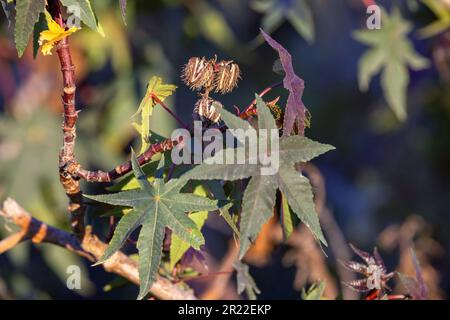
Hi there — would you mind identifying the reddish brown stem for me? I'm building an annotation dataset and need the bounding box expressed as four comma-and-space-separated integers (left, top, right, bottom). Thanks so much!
152, 95, 189, 130
48, 1, 85, 238
76, 136, 181, 182
180, 271, 234, 282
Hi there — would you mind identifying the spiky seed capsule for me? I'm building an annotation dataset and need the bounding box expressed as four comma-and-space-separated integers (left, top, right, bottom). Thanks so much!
194, 97, 222, 123
214, 61, 241, 94
182, 57, 215, 90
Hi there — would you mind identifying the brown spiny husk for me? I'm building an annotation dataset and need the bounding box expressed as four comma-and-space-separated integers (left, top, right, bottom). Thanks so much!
194, 97, 222, 123
214, 61, 241, 94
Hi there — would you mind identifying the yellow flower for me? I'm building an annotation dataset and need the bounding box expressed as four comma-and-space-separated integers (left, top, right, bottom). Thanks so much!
39, 11, 79, 56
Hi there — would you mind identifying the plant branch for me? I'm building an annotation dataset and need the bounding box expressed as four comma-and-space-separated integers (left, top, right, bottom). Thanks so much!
48, 0, 84, 238
76, 136, 181, 182
152, 95, 189, 130
0, 198, 197, 300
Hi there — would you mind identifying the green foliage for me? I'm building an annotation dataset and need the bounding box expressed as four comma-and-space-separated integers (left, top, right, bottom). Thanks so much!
14, 0, 46, 57
132, 77, 177, 154
185, 0, 237, 52
169, 185, 209, 270
32, 12, 47, 58
234, 261, 260, 300
280, 192, 297, 240
251, 0, 314, 43
60, 0, 103, 34
419, 0, 450, 38
218, 203, 240, 239
0, 110, 65, 220
182, 96, 334, 259
85, 152, 218, 299
301, 281, 326, 300
354, 8, 429, 121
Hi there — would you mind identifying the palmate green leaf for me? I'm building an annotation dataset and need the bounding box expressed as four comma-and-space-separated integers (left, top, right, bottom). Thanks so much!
234, 261, 260, 300
85, 152, 217, 299
60, 0, 102, 34
183, 95, 334, 259
132, 77, 177, 154
14, 0, 46, 57
354, 7, 430, 121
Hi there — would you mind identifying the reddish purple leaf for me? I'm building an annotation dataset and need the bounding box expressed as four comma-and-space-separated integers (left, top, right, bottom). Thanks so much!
181, 246, 208, 273
410, 248, 428, 300
261, 29, 308, 136
398, 249, 428, 300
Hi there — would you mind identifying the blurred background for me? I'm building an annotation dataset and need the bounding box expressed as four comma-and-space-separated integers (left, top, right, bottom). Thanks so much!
0, 0, 449, 299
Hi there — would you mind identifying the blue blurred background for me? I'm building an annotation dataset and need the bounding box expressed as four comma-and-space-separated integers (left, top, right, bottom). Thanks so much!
0, 0, 448, 299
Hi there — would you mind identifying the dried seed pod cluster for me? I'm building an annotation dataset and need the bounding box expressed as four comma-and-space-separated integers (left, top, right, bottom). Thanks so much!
182, 56, 241, 94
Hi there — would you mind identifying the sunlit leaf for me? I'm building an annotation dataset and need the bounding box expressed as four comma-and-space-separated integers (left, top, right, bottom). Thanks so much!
182, 96, 334, 259
85, 152, 217, 299
418, 0, 450, 38
132, 76, 177, 154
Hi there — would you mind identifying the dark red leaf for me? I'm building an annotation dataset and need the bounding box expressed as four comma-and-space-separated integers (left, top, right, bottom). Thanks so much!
261, 29, 308, 136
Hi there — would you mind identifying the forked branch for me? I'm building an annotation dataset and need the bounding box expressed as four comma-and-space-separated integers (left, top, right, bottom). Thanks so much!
0, 198, 197, 300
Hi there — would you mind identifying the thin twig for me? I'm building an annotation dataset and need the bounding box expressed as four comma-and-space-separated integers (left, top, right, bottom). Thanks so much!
76, 136, 181, 182
152, 95, 190, 130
